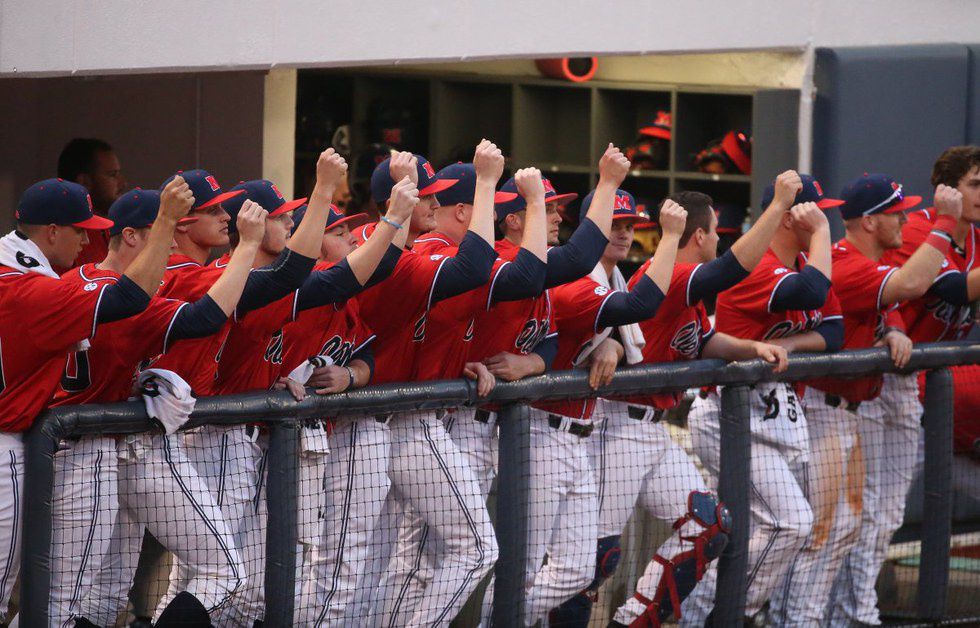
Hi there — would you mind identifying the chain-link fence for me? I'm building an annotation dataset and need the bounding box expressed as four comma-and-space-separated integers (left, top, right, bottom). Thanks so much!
21, 342, 980, 627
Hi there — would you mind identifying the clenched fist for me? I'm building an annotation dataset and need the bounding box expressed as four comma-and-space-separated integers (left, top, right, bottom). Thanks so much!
386, 177, 420, 224
514, 167, 545, 205
388, 151, 418, 186
658, 199, 688, 237
598, 143, 631, 187
473, 139, 505, 182
236, 200, 268, 245
934, 183, 963, 221
789, 202, 829, 234
316, 148, 348, 191
159, 175, 195, 221
772, 170, 803, 209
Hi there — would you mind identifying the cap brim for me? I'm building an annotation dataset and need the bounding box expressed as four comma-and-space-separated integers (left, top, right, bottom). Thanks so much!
816, 198, 845, 209
328, 212, 371, 232
177, 216, 199, 226
73, 215, 114, 230
545, 192, 579, 207
882, 195, 923, 214
269, 197, 308, 218
494, 191, 519, 203
612, 214, 645, 222
420, 178, 458, 197
639, 127, 672, 141
196, 189, 244, 210
633, 220, 658, 230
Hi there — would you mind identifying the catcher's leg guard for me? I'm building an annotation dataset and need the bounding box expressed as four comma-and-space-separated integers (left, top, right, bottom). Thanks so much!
549, 535, 621, 627
631, 492, 731, 627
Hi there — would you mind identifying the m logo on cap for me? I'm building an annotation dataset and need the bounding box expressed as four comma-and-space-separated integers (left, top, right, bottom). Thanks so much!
86, 194, 94, 210
655, 111, 672, 127
614, 195, 632, 211
813, 181, 824, 196
271, 183, 284, 200
543, 179, 557, 195
205, 175, 220, 192
422, 162, 436, 179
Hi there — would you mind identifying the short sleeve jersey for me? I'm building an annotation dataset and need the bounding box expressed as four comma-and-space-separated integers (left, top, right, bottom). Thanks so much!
532, 275, 619, 421
468, 238, 556, 362
808, 241, 897, 402
884, 209, 979, 342
151, 254, 229, 396
0, 266, 109, 431
51, 264, 187, 406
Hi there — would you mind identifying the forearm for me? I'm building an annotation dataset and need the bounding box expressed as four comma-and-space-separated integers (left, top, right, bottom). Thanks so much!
730, 200, 790, 270
206, 241, 259, 315
520, 198, 548, 262
169, 296, 227, 340
347, 221, 400, 285
236, 249, 316, 315
596, 276, 666, 328
364, 245, 403, 289
122, 215, 179, 295
806, 228, 833, 280
288, 185, 334, 258
490, 249, 546, 302
584, 180, 618, 236
644, 232, 681, 294
687, 251, 750, 305
702, 332, 757, 362
296, 260, 363, 311
545, 218, 607, 288
468, 178, 497, 245
969, 267, 980, 301
431, 232, 496, 303
885, 244, 946, 304
770, 331, 827, 354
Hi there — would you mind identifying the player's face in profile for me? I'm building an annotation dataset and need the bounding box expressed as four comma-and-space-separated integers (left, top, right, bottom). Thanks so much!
699, 210, 721, 262
410, 194, 439, 234
956, 166, 980, 222
545, 203, 562, 246
186, 204, 231, 248
49, 225, 89, 268
263, 212, 294, 255
874, 212, 906, 250
321, 224, 357, 262
604, 220, 634, 262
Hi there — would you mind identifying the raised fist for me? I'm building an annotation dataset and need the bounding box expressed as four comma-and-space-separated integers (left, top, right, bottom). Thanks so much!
473, 139, 505, 182
790, 202, 829, 234
514, 167, 545, 205
934, 183, 963, 220
388, 151, 418, 186
316, 148, 348, 190
159, 175, 195, 221
772, 170, 803, 209
236, 200, 268, 245
386, 176, 420, 224
659, 199, 687, 237
598, 143, 631, 187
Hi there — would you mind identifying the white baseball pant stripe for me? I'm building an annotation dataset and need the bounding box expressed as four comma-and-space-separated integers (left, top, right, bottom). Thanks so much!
771, 387, 864, 626
78, 434, 244, 625
680, 388, 813, 625
0, 433, 23, 623
829, 372, 922, 626
49, 436, 119, 627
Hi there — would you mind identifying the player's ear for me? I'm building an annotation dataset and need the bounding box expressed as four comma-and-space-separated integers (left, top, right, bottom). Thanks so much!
45, 224, 60, 245
455, 203, 467, 223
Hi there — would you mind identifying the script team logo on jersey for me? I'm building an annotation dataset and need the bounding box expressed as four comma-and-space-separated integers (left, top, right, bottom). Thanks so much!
763, 311, 824, 341
319, 334, 354, 366
670, 320, 702, 359
515, 318, 549, 355
413, 312, 427, 343
264, 330, 284, 365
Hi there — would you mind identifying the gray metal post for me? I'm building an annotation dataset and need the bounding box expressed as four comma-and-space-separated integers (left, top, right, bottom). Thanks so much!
713, 385, 752, 625
492, 404, 531, 627
20, 417, 61, 628
264, 420, 299, 627
917, 368, 953, 621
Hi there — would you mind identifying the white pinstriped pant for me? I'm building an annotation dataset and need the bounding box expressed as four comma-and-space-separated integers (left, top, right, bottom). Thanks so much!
0, 433, 22, 626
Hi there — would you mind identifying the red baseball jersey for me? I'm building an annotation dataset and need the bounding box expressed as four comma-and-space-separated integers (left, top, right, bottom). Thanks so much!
51, 265, 187, 406
622, 262, 715, 410
281, 262, 375, 376
411, 232, 505, 381
151, 254, 228, 396
532, 275, 619, 421
884, 208, 978, 342
468, 238, 556, 363
808, 241, 898, 402
930, 365, 980, 454
0, 266, 110, 431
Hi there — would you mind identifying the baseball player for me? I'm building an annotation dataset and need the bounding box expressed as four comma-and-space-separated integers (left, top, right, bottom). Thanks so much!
523, 183, 684, 626
553, 176, 800, 627
0, 176, 192, 623
53, 189, 267, 627
830, 146, 980, 626
680, 177, 845, 626
372, 162, 549, 625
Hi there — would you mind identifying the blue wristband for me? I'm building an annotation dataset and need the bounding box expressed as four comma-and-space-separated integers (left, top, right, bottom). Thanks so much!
380, 216, 403, 230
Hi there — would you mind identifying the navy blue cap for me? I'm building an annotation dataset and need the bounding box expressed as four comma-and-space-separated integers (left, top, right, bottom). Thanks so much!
107, 189, 199, 236
370, 154, 458, 204
435, 163, 477, 206
223, 179, 307, 234
16, 178, 114, 229
839, 173, 922, 220
291, 204, 370, 235
160, 169, 244, 211
579, 188, 642, 223
494, 176, 578, 221
760, 173, 843, 211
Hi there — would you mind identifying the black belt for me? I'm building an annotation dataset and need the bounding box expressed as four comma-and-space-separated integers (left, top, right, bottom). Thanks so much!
627, 405, 664, 423
824, 393, 861, 412
547, 414, 594, 438
474, 409, 493, 424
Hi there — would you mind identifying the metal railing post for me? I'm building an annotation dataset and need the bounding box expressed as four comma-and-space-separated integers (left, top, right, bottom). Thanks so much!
492, 403, 531, 627
20, 417, 61, 627
264, 419, 299, 627
714, 385, 752, 624
917, 368, 953, 621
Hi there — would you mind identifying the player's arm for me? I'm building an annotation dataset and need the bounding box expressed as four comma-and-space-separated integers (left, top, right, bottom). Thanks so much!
490, 168, 548, 302
584, 144, 631, 237
881, 184, 963, 305
309, 347, 374, 395
929, 267, 980, 305
769, 317, 844, 354
702, 332, 788, 372
341, 177, 417, 285
467, 139, 504, 247
729, 170, 801, 271
595, 202, 686, 328
288, 148, 348, 259
794, 201, 832, 280
588, 336, 624, 389
429, 236, 497, 304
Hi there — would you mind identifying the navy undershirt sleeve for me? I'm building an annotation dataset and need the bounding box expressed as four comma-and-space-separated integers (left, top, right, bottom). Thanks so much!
364, 244, 403, 289
814, 318, 845, 353
596, 275, 666, 328
770, 266, 831, 312
544, 219, 608, 288
430, 232, 497, 304
98, 274, 151, 323
296, 259, 363, 311
350, 344, 375, 382
169, 295, 228, 340
687, 250, 751, 305
929, 272, 971, 306
490, 248, 547, 303
531, 333, 558, 371
236, 248, 316, 315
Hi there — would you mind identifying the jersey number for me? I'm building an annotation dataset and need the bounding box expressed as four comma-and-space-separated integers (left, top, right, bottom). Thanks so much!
61, 350, 92, 393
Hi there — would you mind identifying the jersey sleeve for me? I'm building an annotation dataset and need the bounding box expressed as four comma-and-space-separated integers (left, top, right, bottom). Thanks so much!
885, 210, 933, 266
741, 257, 793, 315
552, 278, 616, 335
822, 286, 844, 320
23, 277, 110, 352
833, 251, 897, 316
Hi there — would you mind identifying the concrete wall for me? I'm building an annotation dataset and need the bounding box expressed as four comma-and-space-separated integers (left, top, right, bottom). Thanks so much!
0, 72, 266, 232
1, 0, 977, 77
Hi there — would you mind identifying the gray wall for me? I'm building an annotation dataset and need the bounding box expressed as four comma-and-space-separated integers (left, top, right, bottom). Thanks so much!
0, 72, 266, 233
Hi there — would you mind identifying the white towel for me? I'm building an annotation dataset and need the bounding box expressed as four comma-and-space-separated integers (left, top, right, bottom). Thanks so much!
573, 263, 646, 367
136, 369, 196, 435
287, 356, 334, 455
0, 230, 61, 279
287, 354, 334, 385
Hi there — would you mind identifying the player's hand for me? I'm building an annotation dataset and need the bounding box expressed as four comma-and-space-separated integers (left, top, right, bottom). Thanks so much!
473, 139, 505, 183
658, 199, 688, 238
388, 151, 418, 186
159, 175, 195, 221
875, 329, 913, 368
483, 352, 536, 382
306, 364, 352, 395
273, 376, 307, 402
772, 170, 803, 209
514, 168, 545, 206
789, 202, 829, 234
753, 341, 788, 373
463, 361, 496, 397
386, 177, 420, 225
236, 200, 268, 245
598, 143, 631, 187
934, 184, 964, 221
588, 338, 622, 390
315, 148, 348, 191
